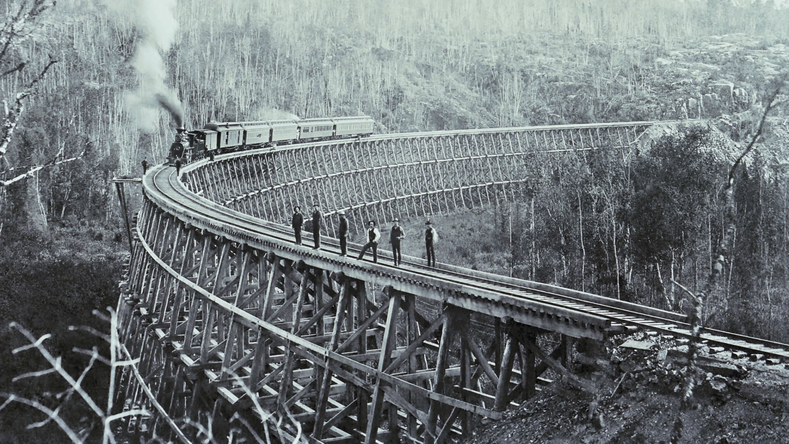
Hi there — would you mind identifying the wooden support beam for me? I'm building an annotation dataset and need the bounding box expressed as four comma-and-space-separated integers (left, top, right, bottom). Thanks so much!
516, 331, 594, 393
494, 330, 516, 412
313, 279, 350, 440
276, 267, 309, 412
425, 308, 452, 444
523, 330, 536, 400
365, 288, 401, 444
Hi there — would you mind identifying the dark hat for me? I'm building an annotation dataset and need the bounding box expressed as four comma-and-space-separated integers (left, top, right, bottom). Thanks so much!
425, 220, 432, 225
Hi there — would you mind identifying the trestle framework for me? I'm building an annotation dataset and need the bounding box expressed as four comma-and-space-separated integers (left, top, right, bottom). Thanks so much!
118, 122, 661, 443
181, 122, 653, 237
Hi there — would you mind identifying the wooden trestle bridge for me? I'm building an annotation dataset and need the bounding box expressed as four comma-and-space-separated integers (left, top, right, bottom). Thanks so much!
116, 121, 789, 443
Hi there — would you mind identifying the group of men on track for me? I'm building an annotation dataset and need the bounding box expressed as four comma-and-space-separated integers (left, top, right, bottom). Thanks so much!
292, 206, 438, 268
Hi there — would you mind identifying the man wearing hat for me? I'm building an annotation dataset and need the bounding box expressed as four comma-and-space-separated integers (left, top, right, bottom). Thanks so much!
312, 204, 323, 249
357, 221, 381, 263
390, 218, 405, 266
338, 210, 349, 256
425, 220, 438, 267
292, 206, 304, 245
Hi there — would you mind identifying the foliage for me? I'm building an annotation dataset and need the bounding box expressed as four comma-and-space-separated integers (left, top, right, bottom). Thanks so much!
629, 128, 726, 267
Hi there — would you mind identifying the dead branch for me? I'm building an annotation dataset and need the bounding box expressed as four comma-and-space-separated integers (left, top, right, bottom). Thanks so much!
3, 308, 153, 443
0, 57, 58, 161
0, 144, 84, 187
0, 393, 83, 443
9, 322, 107, 420
725, 72, 788, 190
0, 0, 54, 65
27, 347, 101, 430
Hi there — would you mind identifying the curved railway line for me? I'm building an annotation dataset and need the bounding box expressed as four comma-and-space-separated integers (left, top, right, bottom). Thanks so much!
151, 163, 789, 361
118, 122, 789, 444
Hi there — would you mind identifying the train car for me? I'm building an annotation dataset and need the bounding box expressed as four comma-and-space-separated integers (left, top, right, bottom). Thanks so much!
333, 116, 374, 137
269, 120, 300, 144
241, 121, 272, 146
176, 115, 374, 165
204, 122, 245, 152
298, 118, 335, 140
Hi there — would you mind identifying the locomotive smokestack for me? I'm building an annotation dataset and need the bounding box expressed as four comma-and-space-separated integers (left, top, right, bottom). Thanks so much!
103, 0, 183, 132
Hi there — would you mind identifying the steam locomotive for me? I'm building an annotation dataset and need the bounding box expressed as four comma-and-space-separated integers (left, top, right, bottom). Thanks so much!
169, 115, 375, 163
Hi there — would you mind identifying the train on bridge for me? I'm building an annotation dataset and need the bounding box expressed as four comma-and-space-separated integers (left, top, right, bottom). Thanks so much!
168, 115, 375, 164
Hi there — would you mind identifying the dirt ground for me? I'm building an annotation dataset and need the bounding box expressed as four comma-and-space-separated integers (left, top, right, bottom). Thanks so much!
461, 332, 789, 444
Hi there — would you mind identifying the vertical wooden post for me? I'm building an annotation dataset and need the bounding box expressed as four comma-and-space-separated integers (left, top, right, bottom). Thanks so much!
425, 307, 453, 444
494, 319, 516, 412
355, 282, 369, 434
523, 329, 537, 400
562, 335, 575, 374
459, 312, 472, 436
313, 278, 349, 440
277, 266, 309, 412
364, 288, 401, 444
220, 250, 251, 379
494, 318, 502, 373
405, 294, 419, 440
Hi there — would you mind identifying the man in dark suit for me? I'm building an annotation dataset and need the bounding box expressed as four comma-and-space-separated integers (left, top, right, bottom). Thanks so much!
292, 206, 304, 245
338, 210, 349, 256
390, 218, 405, 266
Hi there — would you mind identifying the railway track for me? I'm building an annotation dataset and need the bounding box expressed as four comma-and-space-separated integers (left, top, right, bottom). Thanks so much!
146, 162, 789, 363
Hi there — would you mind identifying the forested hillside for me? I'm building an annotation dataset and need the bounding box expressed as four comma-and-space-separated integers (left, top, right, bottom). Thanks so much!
1, 0, 788, 223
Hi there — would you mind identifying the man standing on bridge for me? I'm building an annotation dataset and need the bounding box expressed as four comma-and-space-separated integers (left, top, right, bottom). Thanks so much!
357, 221, 381, 263
425, 220, 438, 267
292, 206, 304, 245
312, 204, 323, 249
338, 210, 349, 256
390, 218, 405, 266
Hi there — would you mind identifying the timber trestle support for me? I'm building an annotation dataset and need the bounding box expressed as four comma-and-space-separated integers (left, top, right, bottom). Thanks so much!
116, 197, 601, 443
115, 122, 672, 443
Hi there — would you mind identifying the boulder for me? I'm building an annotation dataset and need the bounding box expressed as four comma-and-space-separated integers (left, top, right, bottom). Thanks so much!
702, 93, 721, 116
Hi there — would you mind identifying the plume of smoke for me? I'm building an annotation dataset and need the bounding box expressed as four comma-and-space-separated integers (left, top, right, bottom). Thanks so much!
104, 0, 183, 132
254, 107, 300, 122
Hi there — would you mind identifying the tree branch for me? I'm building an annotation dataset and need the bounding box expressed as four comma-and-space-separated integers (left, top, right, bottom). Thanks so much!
0, 57, 58, 160
725, 72, 788, 190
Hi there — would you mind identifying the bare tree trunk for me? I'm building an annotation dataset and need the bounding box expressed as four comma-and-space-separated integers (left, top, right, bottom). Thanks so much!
612, 215, 620, 300
531, 196, 536, 280
578, 190, 586, 292
25, 170, 48, 233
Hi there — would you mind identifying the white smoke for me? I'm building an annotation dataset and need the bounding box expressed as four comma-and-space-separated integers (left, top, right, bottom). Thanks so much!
103, 0, 183, 132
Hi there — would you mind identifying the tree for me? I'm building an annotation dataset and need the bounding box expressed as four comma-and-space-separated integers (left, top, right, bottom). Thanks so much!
0, 0, 57, 169
628, 126, 727, 309
0, 1, 88, 234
